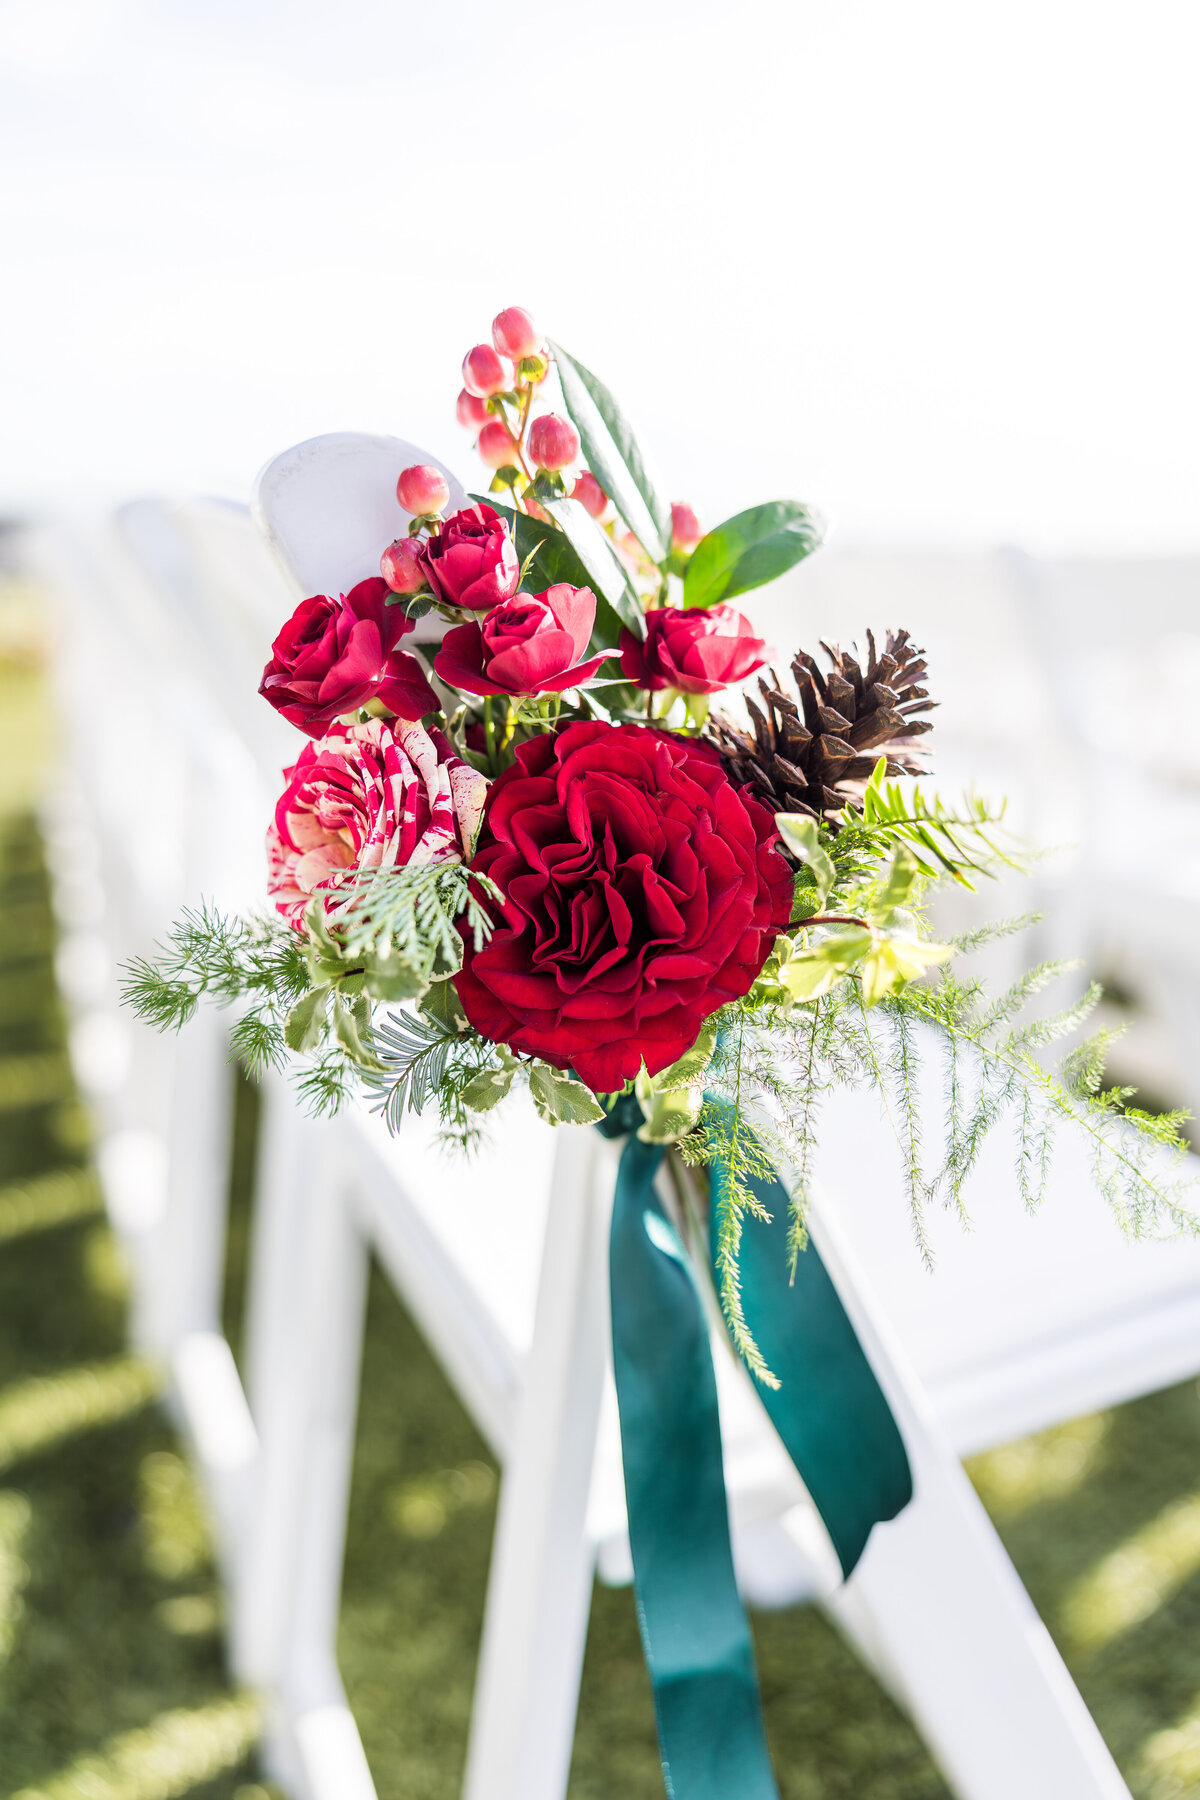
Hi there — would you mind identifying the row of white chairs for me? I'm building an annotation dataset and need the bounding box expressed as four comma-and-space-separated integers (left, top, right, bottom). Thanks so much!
32, 437, 1200, 1800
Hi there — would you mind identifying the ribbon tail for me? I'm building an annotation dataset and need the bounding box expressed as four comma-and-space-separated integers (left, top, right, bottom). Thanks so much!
609, 1131, 780, 1800
707, 1101, 913, 1577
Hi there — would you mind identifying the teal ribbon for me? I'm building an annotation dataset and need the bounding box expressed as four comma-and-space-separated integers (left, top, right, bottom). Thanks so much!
707, 1103, 913, 1576
604, 1099, 912, 1798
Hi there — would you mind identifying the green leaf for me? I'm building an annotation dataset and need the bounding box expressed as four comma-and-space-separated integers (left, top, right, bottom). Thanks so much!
361, 954, 429, 1003
540, 497, 645, 637
528, 1062, 606, 1126
653, 1017, 719, 1091
682, 501, 823, 610
331, 992, 379, 1066
873, 845, 921, 920
385, 594, 434, 621
637, 1085, 703, 1144
460, 1061, 517, 1113
469, 492, 584, 589
630, 1019, 718, 1143
775, 814, 836, 905
859, 933, 952, 1006
284, 986, 329, 1053
548, 341, 671, 562
420, 978, 471, 1035
303, 897, 352, 983
778, 926, 872, 1002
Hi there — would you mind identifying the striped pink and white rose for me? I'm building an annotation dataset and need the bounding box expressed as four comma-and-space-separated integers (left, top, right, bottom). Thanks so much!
267, 717, 487, 929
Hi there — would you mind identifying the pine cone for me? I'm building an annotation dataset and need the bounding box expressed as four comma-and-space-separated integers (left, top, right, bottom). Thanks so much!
705, 629, 934, 826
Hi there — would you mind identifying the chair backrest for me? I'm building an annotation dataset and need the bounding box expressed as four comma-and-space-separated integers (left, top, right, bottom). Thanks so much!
253, 432, 470, 644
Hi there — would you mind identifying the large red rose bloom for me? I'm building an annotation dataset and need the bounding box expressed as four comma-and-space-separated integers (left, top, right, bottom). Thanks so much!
454, 720, 793, 1092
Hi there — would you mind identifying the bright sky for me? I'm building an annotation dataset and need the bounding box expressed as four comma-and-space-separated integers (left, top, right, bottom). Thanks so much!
3, 0, 1198, 552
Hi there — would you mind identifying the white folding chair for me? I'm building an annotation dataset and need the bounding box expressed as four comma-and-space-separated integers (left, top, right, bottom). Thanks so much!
34, 516, 265, 1592
86, 457, 1200, 1800
198, 437, 1156, 1800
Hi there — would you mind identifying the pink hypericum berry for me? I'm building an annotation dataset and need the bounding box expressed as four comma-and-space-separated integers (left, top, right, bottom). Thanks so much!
670, 501, 703, 553
397, 464, 450, 517
380, 536, 426, 594
528, 412, 581, 472
456, 388, 489, 430
477, 418, 520, 470
492, 306, 543, 361
462, 343, 511, 398
571, 472, 608, 520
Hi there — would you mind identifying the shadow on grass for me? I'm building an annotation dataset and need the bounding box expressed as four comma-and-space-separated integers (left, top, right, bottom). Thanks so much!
0, 807, 262, 1796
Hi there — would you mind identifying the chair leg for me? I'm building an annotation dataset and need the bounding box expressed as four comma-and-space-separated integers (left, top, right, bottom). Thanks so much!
805, 1195, 1131, 1800
235, 1081, 372, 1799
145, 1004, 235, 1354
462, 1126, 612, 1800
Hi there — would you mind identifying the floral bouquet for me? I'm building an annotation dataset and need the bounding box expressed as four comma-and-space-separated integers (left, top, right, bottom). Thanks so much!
126, 306, 1192, 1796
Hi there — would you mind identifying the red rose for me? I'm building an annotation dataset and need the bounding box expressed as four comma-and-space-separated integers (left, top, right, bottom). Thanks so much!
259, 577, 438, 738
454, 720, 792, 1091
619, 604, 769, 695
434, 584, 612, 696
418, 503, 520, 611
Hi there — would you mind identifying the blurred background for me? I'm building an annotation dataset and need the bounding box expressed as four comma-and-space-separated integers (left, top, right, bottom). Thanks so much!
3, 2, 1200, 1797
3, 0, 1197, 548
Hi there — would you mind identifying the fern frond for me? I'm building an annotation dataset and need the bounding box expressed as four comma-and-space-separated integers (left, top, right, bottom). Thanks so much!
320, 860, 501, 974
948, 913, 1043, 956
366, 1008, 459, 1126
974, 959, 1081, 1034
833, 768, 1019, 889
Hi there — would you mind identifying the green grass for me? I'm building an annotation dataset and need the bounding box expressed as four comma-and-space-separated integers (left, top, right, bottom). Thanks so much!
2, 586, 1200, 1797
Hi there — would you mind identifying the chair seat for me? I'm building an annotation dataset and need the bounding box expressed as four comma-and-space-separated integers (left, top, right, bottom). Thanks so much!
814, 1059, 1200, 1454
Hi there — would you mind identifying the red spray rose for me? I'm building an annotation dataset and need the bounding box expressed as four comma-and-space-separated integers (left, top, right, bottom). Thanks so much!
454, 720, 792, 1091
259, 577, 438, 737
619, 604, 770, 696
267, 717, 487, 929
419, 503, 520, 612
434, 584, 612, 696
380, 536, 425, 594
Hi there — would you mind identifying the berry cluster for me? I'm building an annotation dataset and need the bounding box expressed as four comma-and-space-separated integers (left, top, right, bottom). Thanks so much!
379, 308, 704, 632
456, 307, 701, 559
455, 306, 588, 495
